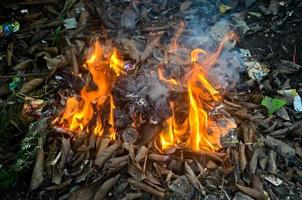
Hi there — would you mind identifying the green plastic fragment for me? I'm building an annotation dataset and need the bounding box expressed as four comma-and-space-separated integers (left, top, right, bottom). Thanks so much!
261, 96, 287, 116
9, 76, 23, 91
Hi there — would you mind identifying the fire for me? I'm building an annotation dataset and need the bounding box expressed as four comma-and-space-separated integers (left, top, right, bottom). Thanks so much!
56, 41, 123, 137
159, 32, 237, 152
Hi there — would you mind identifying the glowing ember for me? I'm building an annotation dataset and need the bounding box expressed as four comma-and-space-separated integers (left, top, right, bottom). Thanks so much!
159, 32, 238, 152
55, 41, 123, 137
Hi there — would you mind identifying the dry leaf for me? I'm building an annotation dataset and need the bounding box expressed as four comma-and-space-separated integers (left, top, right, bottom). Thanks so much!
184, 162, 205, 195
12, 59, 34, 71
68, 183, 98, 200
141, 36, 161, 62
180, 1, 193, 11
94, 141, 121, 167
120, 192, 142, 200
107, 155, 129, 169
30, 137, 44, 191
135, 146, 148, 162
122, 39, 142, 62
121, 6, 138, 30
94, 174, 120, 200
95, 136, 111, 159
235, 184, 265, 200
128, 179, 165, 198
19, 78, 44, 94
239, 142, 246, 172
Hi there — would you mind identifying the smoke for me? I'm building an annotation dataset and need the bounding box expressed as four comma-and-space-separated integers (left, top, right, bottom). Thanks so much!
114, 1, 247, 124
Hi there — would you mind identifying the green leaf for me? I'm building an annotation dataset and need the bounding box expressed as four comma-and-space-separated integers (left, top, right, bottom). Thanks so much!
261, 96, 286, 116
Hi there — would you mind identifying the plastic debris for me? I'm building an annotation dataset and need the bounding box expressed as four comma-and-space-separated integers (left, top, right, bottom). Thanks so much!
245, 61, 270, 81
124, 62, 136, 71
0, 21, 20, 37
239, 48, 252, 59
220, 128, 239, 147
219, 4, 232, 15
261, 96, 286, 116
9, 77, 23, 91
277, 89, 302, 112
63, 18, 77, 29
294, 95, 302, 112
264, 175, 283, 186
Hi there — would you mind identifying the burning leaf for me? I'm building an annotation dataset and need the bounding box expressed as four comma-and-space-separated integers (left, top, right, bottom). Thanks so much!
94, 174, 120, 200
19, 78, 44, 94
261, 96, 286, 116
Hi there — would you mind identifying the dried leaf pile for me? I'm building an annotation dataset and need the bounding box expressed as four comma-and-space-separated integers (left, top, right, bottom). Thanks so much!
1, 0, 302, 200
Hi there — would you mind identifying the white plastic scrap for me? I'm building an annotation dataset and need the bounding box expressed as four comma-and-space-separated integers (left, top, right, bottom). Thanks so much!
63, 18, 78, 29
245, 61, 270, 81
277, 89, 302, 112
264, 175, 283, 186
294, 94, 302, 112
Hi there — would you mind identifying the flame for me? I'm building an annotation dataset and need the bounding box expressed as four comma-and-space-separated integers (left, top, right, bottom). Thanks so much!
158, 67, 179, 89
160, 32, 238, 152
56, 41, 123, 138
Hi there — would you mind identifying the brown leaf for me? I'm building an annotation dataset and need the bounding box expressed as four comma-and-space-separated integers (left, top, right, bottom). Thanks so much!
120, 6, 138, 30
94, 174, 120, 200
95, 136, 111, 159
120, 192, 142, 200
94, 141, 121, 167
239, 142, 246, 172
148, 154, 169, 162
135, 146, 148, 163
122, 39, 142, 62
128, 179, 165, 199
180, 1, 193, 11
19, 78, 44, 94
206, 160, 218, 170
30, 137, 44, 191
141, 36, 161, 62
12, 59, 34, 71
235, 184, 265, 200
107, 155, 129, 169
68, 183, 98, 200
184, 162, 205, 195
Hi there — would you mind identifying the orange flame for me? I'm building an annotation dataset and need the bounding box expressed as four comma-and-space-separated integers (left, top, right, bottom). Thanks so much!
160, 32, 237, 152
56, 41, 123, 138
